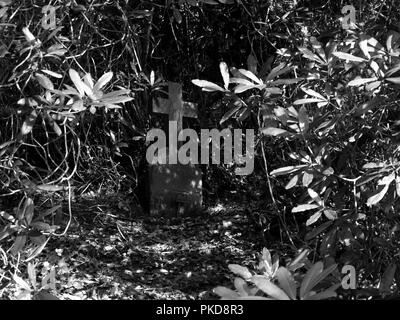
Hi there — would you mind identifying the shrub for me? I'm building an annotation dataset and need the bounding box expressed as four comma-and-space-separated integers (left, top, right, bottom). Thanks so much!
214, 248, 341, 300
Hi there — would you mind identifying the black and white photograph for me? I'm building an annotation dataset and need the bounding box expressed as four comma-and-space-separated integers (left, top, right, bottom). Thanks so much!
0, 0, 399, 310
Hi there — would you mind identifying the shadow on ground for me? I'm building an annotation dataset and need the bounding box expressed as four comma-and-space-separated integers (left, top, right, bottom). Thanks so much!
43, 196, 264, 300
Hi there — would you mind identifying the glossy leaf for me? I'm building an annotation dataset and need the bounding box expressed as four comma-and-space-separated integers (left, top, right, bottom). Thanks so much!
323, 209, 337, 220
266, 63, 293, 80
0, 226, 14, 241
229, 77, 254, 85
72, 99, 85, 112
30, 222, 52, 232
220, 104, 242, 124
13, 274, 31, 291
36, 184, 64, 192
213, 286, 240, 299
23, 197, 34, 225
173, 7, 182, 23
370, 61, 384, 77
386, 77, 400, 84
306, 210, 323, 226
48, 117, 62, 136
37, 205, 61, 219
36, 73, 54, 90
238, 69, 262, 85
228, 264, 252, 280
101, 96, 133, 104
264, 87, 281, 94
219, 62, 230, 90
10, 235, 27, 255
69, 69, 86, 96
247, 54, 258, 75
387, 31, 400, 52
285, 174, 299, 189
83, 73, 94, 89
270, 165, 307, 176
332, 52, 366, 62
396, 176, 400, 197
298, 47, 325, 64
386, 64, 400, 77
367, 184, 390, 206
288, 249, 309, 271
27, 262, 37, 290
300, 261, 323, 299
378, 173, 395, 185
234, 277, 250, 296
305, 288, 337, 300
191, 79, 225, 92
252, 275, 290, 300
293, 98, 325, 105
276, 267, 297, 300
362, 162, 385, 169
261, 127, 290, 137
274, 106, 289, 125
348, 77, 378, 86
365, 81, 381, 91
0, 0, 12, 6
104, 103, 122, 109
359, 35, 371, 59
41, 69, 62, 79
93, 71, 113, 92
269, 78, 302, 85
234, 84, 257, 93
301, 88, 326, 101
21, 111, 37, 135
69, 69, 94, 96
292, 204, 320, 213
309, 36, 326, 62
22, 27, 35, 42
102, 89, 130, 98
308, 263, 338, 292
298, 106, 309, 134
308, 188, 323, 205
25, 237, 49, 262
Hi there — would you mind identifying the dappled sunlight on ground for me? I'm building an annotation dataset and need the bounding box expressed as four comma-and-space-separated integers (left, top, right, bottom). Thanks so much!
33, 196, 262, 300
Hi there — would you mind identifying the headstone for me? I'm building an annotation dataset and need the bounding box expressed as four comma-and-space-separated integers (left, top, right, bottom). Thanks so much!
148, 82, 202, 217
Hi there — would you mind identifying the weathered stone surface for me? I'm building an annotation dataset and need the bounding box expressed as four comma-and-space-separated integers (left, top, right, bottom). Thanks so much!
147, 81, 203, 216
148, 162, 202, 217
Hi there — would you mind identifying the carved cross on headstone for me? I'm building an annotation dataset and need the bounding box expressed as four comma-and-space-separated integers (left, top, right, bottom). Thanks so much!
148, 81, 202, 217
152, 81, 198, 136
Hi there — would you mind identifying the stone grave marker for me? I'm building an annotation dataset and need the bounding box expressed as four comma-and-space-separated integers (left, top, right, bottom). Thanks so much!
148, 82, 202, 216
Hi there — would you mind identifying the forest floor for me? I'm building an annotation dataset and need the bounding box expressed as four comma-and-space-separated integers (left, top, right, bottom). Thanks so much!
4, 195, 268, 300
